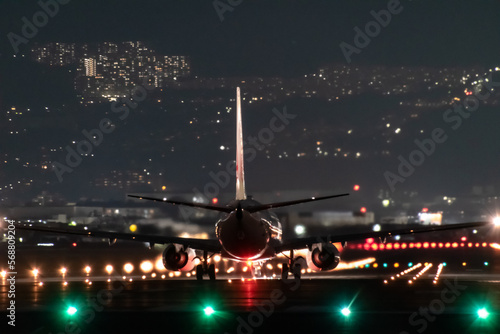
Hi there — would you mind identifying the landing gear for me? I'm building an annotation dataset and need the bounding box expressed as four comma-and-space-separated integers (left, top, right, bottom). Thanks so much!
281, 263, 289, 280
208, 264, 216, 281
292, 262, 302, 280
281, 249, 303, 280
195, 251, 217, 281
196, 264, 204, 280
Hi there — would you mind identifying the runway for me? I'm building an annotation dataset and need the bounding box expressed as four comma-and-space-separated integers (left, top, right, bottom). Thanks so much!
2, 272, 499, 334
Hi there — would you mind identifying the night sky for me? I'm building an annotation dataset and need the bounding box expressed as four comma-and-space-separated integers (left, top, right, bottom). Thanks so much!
0, 0, 500, 206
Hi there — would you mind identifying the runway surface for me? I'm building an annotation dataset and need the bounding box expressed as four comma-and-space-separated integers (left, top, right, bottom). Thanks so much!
2, 273, 499, 334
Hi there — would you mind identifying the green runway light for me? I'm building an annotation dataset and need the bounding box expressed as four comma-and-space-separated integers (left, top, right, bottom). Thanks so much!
477, 308, 489, 319
408, 262, 413, 267
341, 307, 351, 316
383, 263, 387, 268
66, 306, 77, 316
484, 262, 489, 266
204, 306, 215, 316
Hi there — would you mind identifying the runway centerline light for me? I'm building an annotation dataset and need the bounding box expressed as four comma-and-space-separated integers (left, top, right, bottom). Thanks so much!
204, 306, 215, 316
341, 307, 351, 316
477, 308, 489, 319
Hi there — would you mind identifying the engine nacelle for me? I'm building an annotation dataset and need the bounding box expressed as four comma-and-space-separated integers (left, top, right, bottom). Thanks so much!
162, 244, 196, 272
306, 243, 340, 271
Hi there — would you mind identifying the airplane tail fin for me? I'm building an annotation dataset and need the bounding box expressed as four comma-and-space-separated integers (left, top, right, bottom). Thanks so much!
235, 87, 246, 200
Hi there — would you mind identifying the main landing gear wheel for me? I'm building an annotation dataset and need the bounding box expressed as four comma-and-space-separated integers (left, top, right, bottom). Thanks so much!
208, 264, 216, 281
196, 264, 204, 281
281, 263, 289, 280
195, 251, 217, 281
292, 262, 302, 280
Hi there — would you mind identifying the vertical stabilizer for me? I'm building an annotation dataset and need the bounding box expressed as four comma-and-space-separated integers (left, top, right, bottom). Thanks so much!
235, 87, 246, 200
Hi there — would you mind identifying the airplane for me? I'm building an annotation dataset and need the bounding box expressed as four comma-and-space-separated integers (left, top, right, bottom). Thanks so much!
17, 87, 493, 280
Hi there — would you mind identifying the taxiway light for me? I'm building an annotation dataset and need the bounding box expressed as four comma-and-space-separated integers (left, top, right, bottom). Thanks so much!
477, 308, 489, 319
341, 307, 351, 316
67, 306, 77, 316
204, 306, 215, 316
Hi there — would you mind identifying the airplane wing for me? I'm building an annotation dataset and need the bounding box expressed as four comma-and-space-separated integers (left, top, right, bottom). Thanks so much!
275, 221, 492, 253
16, 224, 222, 253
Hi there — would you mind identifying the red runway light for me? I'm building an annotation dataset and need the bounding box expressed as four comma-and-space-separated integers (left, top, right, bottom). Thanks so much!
353, 185, 360, 191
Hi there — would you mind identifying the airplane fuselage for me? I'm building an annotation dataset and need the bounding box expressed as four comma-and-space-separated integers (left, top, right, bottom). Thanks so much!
215, 199, 282, 261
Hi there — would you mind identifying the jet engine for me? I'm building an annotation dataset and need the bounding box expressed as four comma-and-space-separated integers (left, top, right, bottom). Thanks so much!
306, 243, 340, 271
162, 244, 196, 272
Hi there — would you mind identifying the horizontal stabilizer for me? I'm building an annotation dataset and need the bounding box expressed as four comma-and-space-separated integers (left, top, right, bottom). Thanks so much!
246, 193, 349, 213
128, 195, 232, 213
